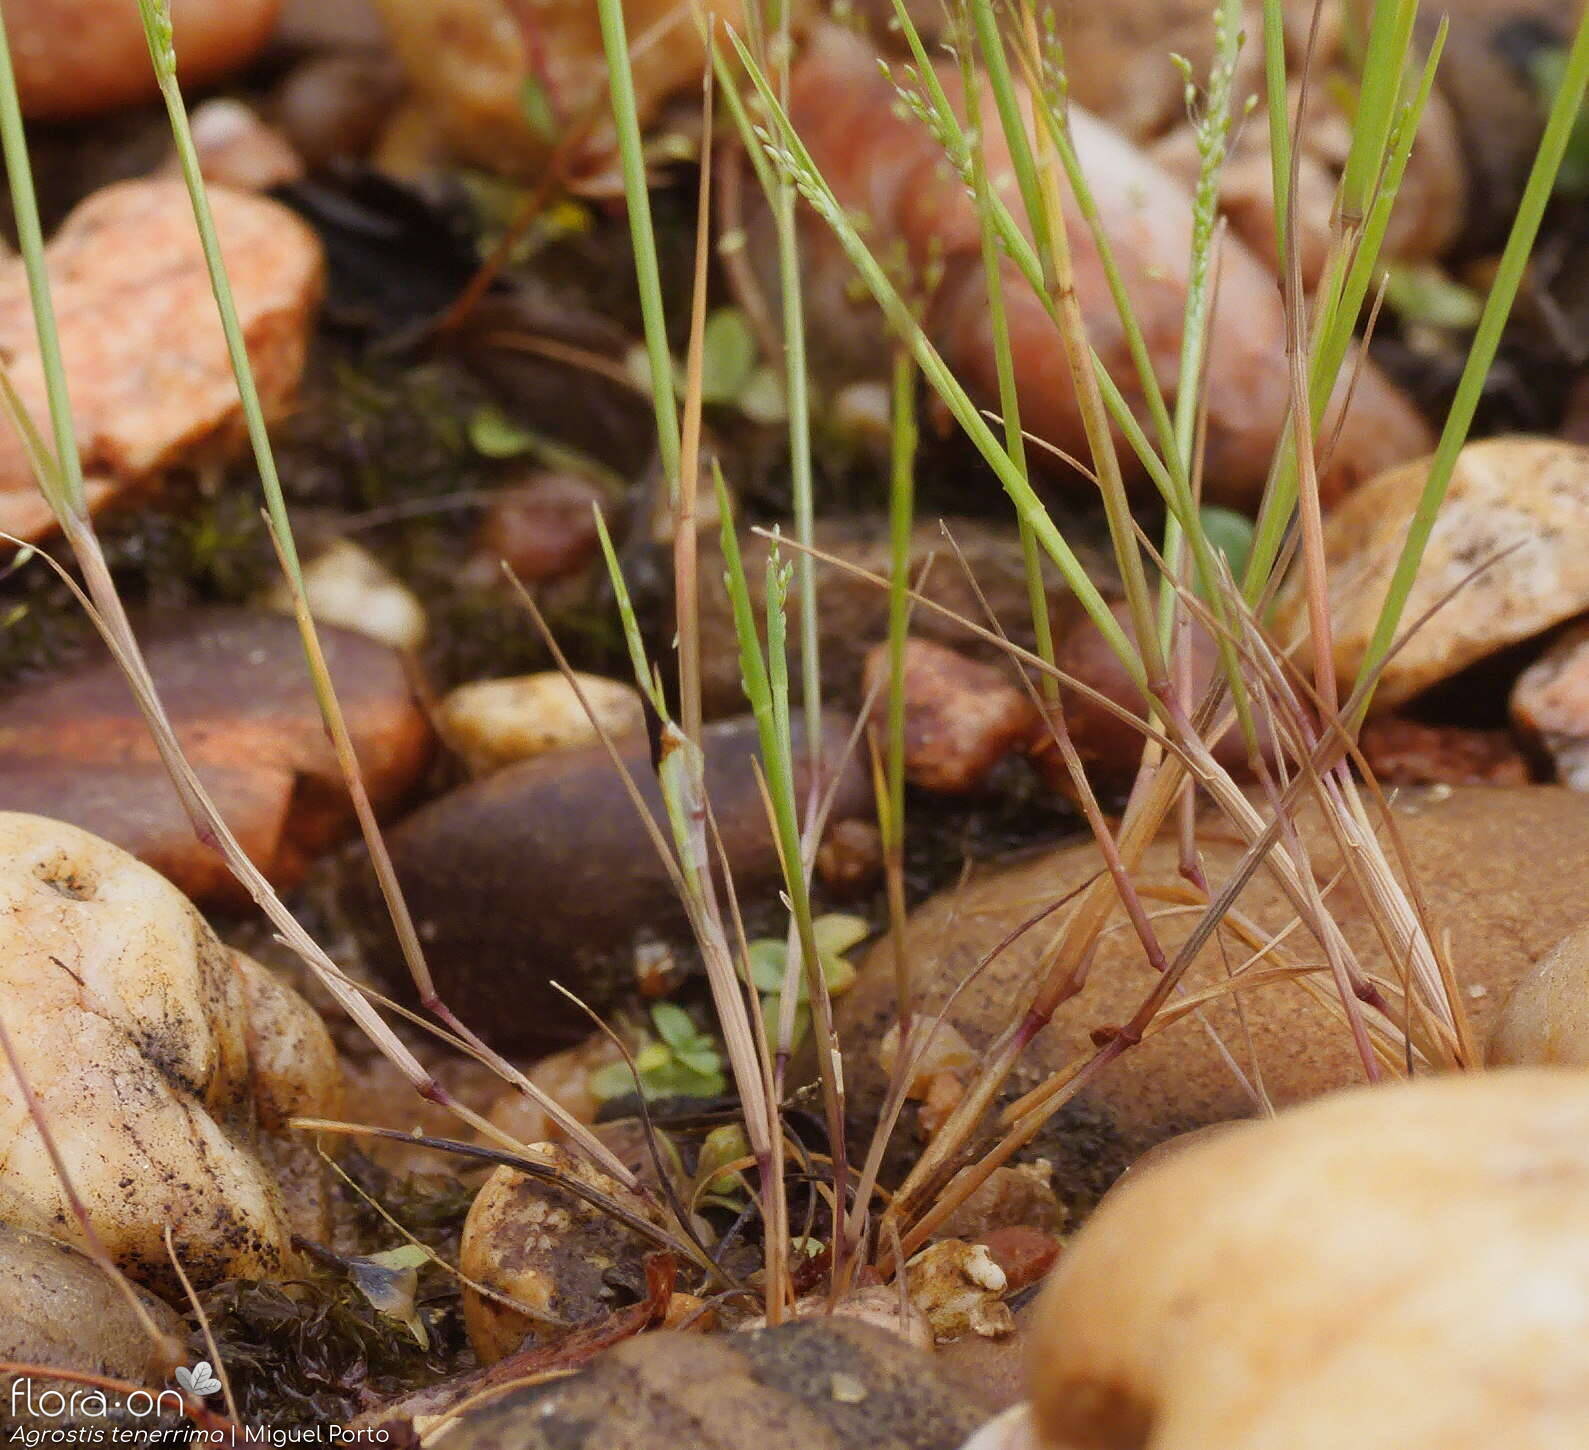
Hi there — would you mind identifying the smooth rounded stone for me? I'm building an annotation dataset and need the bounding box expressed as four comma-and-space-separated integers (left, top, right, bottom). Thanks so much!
4, 0, 282, 119
369, 0, 742, 183
472, 472, 608, 584
696, 515, 1109, 717
789, 25, 1432, 513
1027, 1071, 1589, 1450
264, 538, 426, 652
368, 712, 870, 1051
0, 179, 322, 546
936, 1164, 1063, 1243
816, 816, 885, 897
1488, 922, 1589, 1069
414, 1318, 987, 1450
1358, 716, 1530, 787
275, 0, 387, 50
0, 608, 432, 904
274, 51, 406, 168
0, 1225, 186, 1427
1511, 619, 1589, 790
179, 97, 305, 192
481, 1034, 621, 1147
460, 1147, 672, 1363
0, 814, 343, 1298
1274, 439, 1589, 712
440, 672, 646, 776
862, 639, 1041, 794
936, 1300, 1038, 1418
837, 786, 1589, 1205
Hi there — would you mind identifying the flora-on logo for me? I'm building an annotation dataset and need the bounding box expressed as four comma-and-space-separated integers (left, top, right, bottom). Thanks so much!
174, 1359, 223, 1398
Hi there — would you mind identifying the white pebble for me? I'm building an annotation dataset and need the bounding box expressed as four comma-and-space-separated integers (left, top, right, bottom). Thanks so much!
440, 672, 645, 775
266, 539, 427, 652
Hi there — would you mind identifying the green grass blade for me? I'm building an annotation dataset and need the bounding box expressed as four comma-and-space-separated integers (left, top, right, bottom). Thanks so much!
596, 0, 682, 490
1352, 2, 1589, 718
0, 13, 83, 518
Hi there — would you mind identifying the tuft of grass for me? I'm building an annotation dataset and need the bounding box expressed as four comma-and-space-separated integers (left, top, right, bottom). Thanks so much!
4, 0, 1584, 1346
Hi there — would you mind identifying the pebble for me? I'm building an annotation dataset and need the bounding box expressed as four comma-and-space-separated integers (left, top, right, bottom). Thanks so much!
0, 1225, 186, 1428
1358, 715, 1531, 787
1029, 1071, 1589, 1449
862, 638, 1041, 794
0, 812, 342, 1297
369, 0, 741, 182
481, 1035, 622, 1147
440, 671, 644, 775
0, 608, 432, 903
364, 712, 870, 1052
1511, 619, 1589, 790
274, 0, 387, 50
265, 538, 427, 652
937, 1163, 1064, 1243
790, 24, 1432, 512
274, 51, 406, 167
906, 1239, 1013, 1343
1275, 439, 1589, 711
976, 1225, 1062, 1295
459, 1146, 671, 1364
696, 514, 1107, 716
814, 816, 885, 896
837, 785, 1589, 1206
473, 472, 608, 585
934, 1308, 1037, 1422
179, 96, 305, 192
7, 0, 281, 119
0, 179, 322, 546
1487, 921, 1589, 1069
398, 1318, 983, 1450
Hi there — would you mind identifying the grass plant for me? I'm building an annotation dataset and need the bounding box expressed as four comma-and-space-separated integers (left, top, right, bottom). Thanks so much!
2, 0, 1588, 1380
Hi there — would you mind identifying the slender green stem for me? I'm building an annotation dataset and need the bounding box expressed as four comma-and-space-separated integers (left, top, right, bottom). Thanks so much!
0, 16, 83, 518
1260, 0, 1293, 271
1340, 0, 1418, 225
1244, 23, 1444, 596
596, 0, 682, 489
715, 476, 851, 1277
954, 2, 1056, 701
883, 347, 916, 1031
1013, 3, 1163, 691
1162, 0, 1243, 625
731, 28, 1143, 688
765, 1, 822, 759
135, 3, 307, 579
1353, 0, 1589, 717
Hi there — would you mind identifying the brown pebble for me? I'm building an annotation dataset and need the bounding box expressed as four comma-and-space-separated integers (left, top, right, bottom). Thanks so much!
862, 637, 1041, 794
180, 98, 305, 191
275, 51, 406, 167
662, 1293, 716, 1331
1358, 715, 1531, 787
938, 1164, 1064, 1241
975, 1225, 1062, 1293
476, 472, 607, 584
9, 0, 281, 120
368, 712, 870, 1051
1511, 619, 1589, 791
0, 609, 430, 903
815, 817, 885, 896
0, 179, 322, 545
